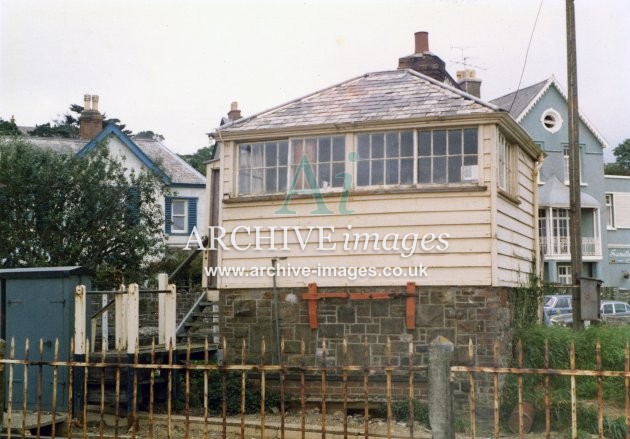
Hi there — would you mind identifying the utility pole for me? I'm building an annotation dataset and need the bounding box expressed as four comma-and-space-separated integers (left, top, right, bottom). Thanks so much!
566, 0, 583, 329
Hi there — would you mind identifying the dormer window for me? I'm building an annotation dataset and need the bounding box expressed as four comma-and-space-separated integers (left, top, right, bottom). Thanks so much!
541, 108, 563, 133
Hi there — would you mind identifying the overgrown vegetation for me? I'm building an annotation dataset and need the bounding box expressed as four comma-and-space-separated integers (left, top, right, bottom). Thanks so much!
180, 369, 280, 415
372, 399, 430, 428
501, 326, 630, 438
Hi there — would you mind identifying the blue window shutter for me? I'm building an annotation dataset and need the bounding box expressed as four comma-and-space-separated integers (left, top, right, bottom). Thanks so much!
165, 197, 172, 234
188, 198, 197, 233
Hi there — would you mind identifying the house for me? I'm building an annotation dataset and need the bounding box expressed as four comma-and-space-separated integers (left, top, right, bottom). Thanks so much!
203, 32, 542, 379
21, 95, 206, 248
490, 78, 609, 287
603, 175, 630, 292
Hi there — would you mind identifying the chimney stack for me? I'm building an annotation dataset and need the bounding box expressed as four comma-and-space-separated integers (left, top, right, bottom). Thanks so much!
398, 31, 453, 84
228, 101, 242, 121
456, 69, 482, 98
79, 94, 104, 140
414, 31, 429, 54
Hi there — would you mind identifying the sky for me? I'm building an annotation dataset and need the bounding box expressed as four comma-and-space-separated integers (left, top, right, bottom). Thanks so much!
1, 0, 628, 161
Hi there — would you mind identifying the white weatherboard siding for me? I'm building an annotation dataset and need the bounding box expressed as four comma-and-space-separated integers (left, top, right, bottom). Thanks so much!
218, 191, 493, 288
495, 147, 536, 286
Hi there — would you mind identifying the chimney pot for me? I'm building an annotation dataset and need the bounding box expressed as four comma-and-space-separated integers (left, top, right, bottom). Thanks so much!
83, 94, 91, 111
91, 95, 99, 112
414, 31, 429, 53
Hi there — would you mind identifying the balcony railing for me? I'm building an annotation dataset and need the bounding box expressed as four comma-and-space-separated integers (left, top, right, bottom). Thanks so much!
540, 236, 601, 257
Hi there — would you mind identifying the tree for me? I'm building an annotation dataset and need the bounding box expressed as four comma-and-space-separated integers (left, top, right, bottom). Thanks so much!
612, 139, 630, 170
0, 137, 167, 287
134, 130, 165, 141
0, 118, 22, 136
604, 162, 630, 176
179, 145, 215, 175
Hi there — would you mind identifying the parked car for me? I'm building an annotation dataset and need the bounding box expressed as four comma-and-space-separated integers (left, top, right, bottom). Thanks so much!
543, 295, 572, 326
549, 300, 630, 326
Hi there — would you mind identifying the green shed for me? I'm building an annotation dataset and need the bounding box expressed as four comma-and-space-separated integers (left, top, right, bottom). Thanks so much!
0, 266, 91, 410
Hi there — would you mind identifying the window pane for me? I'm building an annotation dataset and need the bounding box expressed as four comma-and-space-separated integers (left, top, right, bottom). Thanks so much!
448, 156, 462, 183
252, 169, 264, 193
173, 200, 186, 215
386, 133, 399, 158
371, 160, 384, 185
278, 167, 287, 191
332, 137, 345, 161
372, 134, 384, 159
278, 141, 289, 166
318, 138, 331, 162
250, 143, 264, 167
433, 156, 447, 183
386, 159, 399, 185
418, 131, 431, 156
400, 159, 413, 184
173, 216, 185, 231
265, 142, 277, 167
418, 158, 431, 183
448, 130, 462, 155
615, 303, 625, 313
318, 163, 331, 188
332, 163, 345, 187
463, 128, 478, 154
357, 161, 369, 186
265, 168, 277, 192
401, 131, 414, 157
239, 145, 252, 168
238, 170, 250, 194
464, 155, 477, 166
433, 130, 446, 155
358, 134, 370, 160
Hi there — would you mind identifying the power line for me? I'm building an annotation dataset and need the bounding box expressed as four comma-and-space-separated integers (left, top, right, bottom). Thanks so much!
509, 0, 545, 113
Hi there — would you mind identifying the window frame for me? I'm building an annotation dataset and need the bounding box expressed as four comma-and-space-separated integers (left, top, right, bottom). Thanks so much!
605, 193, 616, 229
234, 126, 483, 196
498, 131, 518, 197
563, 144, 584, 185
356, 131, 415, 188
557, 264, 572, 285
416, 127, 479, 185
170, 198, 188, 234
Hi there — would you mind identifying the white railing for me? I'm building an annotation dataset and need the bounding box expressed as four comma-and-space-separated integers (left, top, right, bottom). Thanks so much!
540, 236, 601, 257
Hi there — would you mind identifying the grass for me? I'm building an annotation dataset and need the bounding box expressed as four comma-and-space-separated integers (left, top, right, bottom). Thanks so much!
501, 325, 630, 438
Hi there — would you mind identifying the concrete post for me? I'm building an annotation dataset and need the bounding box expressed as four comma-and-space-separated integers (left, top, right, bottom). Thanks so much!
157, 273, 168, 345
164, 283, 177, 350
74, 285, 87, 355
428, 336, 454, 439
126, 284, 139, 355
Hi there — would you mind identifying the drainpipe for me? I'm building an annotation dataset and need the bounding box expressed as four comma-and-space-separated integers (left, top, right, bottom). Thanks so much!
271, 257, 286, 364
534, 155, 544, 323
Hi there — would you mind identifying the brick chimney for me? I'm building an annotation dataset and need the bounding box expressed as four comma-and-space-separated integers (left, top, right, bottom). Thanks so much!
79, 94, 104, 140
398, 31, 457, 87
457, 69, 482, 98
228, 101, 242, 121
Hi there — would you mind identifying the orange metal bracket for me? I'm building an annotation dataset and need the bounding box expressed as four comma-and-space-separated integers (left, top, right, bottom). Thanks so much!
303, 282, 417, 330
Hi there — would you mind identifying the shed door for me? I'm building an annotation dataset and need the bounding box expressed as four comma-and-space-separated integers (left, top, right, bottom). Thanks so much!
5, 278, 70, 410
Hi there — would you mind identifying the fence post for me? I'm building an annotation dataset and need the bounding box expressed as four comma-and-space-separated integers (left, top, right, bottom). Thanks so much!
126, 283, 139, 423
428, 336, 454, 439
74, 285, 87, 418
0, 338, 5, 431
164, 283, 177, 350
158, 273, 168, 345
115, 284, 127, 350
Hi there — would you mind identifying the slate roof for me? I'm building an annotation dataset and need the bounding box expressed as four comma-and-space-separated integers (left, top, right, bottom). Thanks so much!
134, 138, 205, 185
538, 175, 600, 208
218, 69, 500, 133
490, 77, 608, 148
489, 79, 548, 119
23, 126, 204, 186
